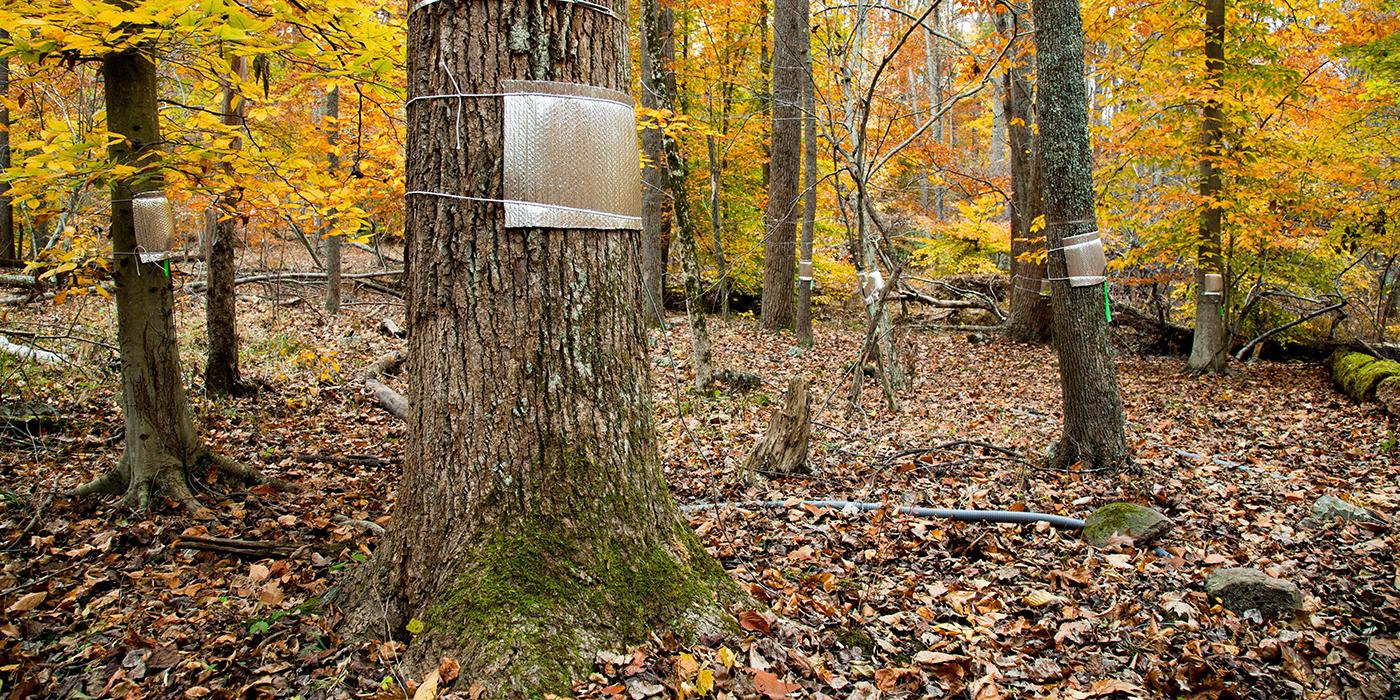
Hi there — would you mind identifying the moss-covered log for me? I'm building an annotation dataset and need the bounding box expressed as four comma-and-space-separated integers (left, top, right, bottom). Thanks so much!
1329, 350, 1400, 404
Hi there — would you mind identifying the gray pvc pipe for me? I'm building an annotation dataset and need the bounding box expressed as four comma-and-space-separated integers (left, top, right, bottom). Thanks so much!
681, 500, 1086, 530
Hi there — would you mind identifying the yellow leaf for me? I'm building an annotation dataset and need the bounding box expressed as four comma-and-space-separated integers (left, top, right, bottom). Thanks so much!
717, 646, 735, 669
406, 618, 425, 634
696, 668, 714, 695
1030, 215, 1047, 233
1023, 590, 1064, 607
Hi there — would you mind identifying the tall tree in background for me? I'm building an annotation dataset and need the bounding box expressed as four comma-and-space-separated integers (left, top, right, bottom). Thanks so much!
761, 0, 806, 329
1187, 0, 1228, 373
73, 42, 280, 510
640, 1, 670, 316
339, 0, 735, 690
1001, 4, 1051, 342
0, 29, 12, 264
1032, 0, 1128, 468
204, 54, 248, 397
796, 50, 817, 347
319, 85, 342, 314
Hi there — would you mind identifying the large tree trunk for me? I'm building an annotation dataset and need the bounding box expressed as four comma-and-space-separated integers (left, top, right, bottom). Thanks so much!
320, 85, 343, 314
1032, 0, 1128, 469
640, 0, 670, 321
1001, 5, 1051, 343
204, 54, 247, 397
0, 30, 14, 264
72, 47, 278, 511
796, 52, 817, 347
761, 0, 805, 330
338, 2, 736, 692
1187, 0, 1228, 373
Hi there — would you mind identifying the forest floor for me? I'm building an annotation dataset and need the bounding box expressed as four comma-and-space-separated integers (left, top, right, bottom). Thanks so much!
1, 248, 1397, 699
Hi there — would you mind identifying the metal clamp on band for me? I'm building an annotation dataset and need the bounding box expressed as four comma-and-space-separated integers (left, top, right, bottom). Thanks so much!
1201, 272, 1223, 298
798, 260, 813, 282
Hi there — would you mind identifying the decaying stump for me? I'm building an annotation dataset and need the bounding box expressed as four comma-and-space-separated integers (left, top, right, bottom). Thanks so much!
742, 378, 811, 481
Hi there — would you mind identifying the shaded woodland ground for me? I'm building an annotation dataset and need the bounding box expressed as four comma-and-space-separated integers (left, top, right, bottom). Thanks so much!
1, 246, 1397, 698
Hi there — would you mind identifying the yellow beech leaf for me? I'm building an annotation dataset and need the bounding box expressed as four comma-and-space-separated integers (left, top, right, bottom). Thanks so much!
696, 668, 715, 695
406, 618, 425, 634
717, 646, 735, 669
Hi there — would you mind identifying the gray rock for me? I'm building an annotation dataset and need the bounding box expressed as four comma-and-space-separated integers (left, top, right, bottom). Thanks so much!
1082, 502, 1173, 547
1307, 494, 1375, 524
1205, 567, 1303, 618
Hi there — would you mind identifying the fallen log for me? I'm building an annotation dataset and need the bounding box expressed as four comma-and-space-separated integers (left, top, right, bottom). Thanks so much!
187, 269, 403, 293
0, 335, 67, 364
364, 351, 409, 421
0, 274, 38, 289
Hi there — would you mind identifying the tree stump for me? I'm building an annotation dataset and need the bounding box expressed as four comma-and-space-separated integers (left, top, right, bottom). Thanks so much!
743, 378, 811, 480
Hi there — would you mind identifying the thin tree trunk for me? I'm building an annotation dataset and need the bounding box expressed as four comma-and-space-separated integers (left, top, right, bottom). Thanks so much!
73, 45, 278, 511
796, 54, 817, 347
204, 54, 247, 397
761, 0, 806, 329
321, 85, 342, 314
339, 2, 735, 691
0, 30, 14, 263
1001, 5, 1051, 342
706, 134, 729, 318
640, 0, 669, 320
1187, 0, 1228, 373
1032, 0, 1128, 469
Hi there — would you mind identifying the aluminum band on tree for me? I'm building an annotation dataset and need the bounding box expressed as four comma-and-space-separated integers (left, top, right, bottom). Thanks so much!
131, 191, 175, 264
798, 260, 813, 282
404, 81, 644, 231
858, 268, 884, 305
1202, 272, 1223, 298
1058, 231, 1107, 287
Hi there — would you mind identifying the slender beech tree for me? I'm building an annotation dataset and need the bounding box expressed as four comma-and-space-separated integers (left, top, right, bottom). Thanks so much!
639, 0, 671, 318
705, 134, 730, 318
1000, 5, 1051, 342
1187, 0, 1228, 373
761, 0, 806, 329
796, 54, 817, 346
319, 85, 342, 313
71, 44, 281, 510
204, 54, 248, 396
339, 0, 735, 690
1032, 0, 1128, 468
0, 29, 13, 263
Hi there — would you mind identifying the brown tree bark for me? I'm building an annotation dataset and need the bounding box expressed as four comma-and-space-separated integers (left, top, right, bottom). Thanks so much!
706, 133, 730, 318
338, 1, 736, 692
761, 0, 805, 329
0, 30, 13, 264
795, 18, 817, 347
743, 377, 810, 479
1032, 0, 1128, 469
320, 85, 343, 314
1000, 5, 1051, 343
205, 54, 247, 397
71, 46, 281, 511
640, 0, 671, 320
1187, 0, 1228, 373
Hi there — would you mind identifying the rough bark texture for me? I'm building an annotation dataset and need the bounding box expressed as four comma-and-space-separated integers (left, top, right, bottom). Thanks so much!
743, 378, 811, 480
1032, 0, 1128, 469
338, 2, 737, 693
795, 33, 817, 347
760, 0, 805, 330
1187, 0, 1228, 373
73, 47, 276, 511
660, 96, 715, 390
321, 86, 343, 314
204, 55, 247, 397
639, 0, 671, 321
706, 134, 729, 318
0, 30, 13, 263
1000, 6, 1051, 343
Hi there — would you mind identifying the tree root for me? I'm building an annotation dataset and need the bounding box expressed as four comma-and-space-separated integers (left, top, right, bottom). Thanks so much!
66, 447, 295, 516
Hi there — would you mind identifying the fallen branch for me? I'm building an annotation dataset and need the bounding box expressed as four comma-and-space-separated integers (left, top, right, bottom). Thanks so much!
333, 514, 387, 536
1235, 300, 1347, 360
171, 535, 301, 557
364, 351, 409, 422
292, 453, 399, 468
187, 269, 403, 293
0, 335, 68, 364
681, 499, 1085, 530
0, 273, 38, 288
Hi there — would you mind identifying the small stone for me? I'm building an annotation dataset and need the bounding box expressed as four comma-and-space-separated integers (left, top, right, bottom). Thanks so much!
1307, 494, 1375, 525
1205, 567, 1303, 618
1081, 502, 1173, 547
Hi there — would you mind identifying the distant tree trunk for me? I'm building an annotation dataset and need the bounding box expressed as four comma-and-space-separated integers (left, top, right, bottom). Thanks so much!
204, 54, 247, 397
1001, 5, 1051, 343
0, 30, 13, 264
339, 1, 735, 692
320, 85, 343, 314
796, 56, 817, 347
72, 46, 279, 511
924, 6, 945, 219
1187, 0, 1228, 373
1032, 0, 1128, 469
706, 134, 729, 318
761, 0, 805, 330
640, 0, 669, 320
